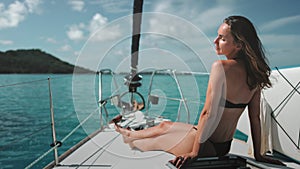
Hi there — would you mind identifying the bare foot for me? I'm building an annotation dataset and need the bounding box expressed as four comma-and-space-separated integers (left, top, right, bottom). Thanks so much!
115, 124, 136, 143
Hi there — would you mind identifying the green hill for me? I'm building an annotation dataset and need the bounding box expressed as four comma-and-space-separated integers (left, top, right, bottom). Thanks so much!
0, 49, 93, 74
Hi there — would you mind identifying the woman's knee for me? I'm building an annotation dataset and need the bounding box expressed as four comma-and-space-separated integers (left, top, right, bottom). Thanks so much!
132, 138, 157, 151
158, 121, 173, 130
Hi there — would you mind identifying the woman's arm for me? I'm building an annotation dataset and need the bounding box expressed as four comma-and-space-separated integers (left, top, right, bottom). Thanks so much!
191, 61, 226, 153
176, 61, 226, 159
248, 89, 285, 165
248, 89, 262, 158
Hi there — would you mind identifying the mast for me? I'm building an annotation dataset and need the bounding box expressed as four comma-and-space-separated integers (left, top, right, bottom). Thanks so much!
130, 0, 143, 76
125, 0, 144, 93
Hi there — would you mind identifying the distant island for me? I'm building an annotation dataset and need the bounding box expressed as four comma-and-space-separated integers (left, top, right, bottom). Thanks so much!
0, 49, 93, 74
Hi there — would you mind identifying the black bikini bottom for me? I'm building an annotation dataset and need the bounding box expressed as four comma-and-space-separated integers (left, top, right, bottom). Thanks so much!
192, 126, 232, 157
207, 139, 232, 157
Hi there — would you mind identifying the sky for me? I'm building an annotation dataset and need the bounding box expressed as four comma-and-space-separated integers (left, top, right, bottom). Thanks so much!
1, 0, 300, 72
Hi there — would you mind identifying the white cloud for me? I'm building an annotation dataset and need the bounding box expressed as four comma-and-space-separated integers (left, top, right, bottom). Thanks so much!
90, 24, 122, 42
88, 13, 108, 33
71, 1, 234, 70
60, 44, 72, 52
66, 23, 85, 41
145, 5, 228, 45
261, 34, 300, 66
46, 37, 57, 44
195, 6, 231, 31
261, 15, 300, 31
153, 0, 170, 12
66, 13, 122, 42
0, 39, 13, 45
89, 13, 121, 41
0, 0, 42, 29
90, 0, 130, 13
148, 1, 232, 39
262, 34, 300, 47
0, 1, 27, 29
25, 0, 42, 13
68, 0, 85, 12
148, 1, 198, 39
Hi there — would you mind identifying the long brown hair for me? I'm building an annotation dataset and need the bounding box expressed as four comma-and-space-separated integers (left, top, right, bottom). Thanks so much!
224, 15, 271, 90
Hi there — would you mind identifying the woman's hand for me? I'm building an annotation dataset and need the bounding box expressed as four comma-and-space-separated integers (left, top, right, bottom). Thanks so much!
255, 154, 286, 166
170, 152, 197, 168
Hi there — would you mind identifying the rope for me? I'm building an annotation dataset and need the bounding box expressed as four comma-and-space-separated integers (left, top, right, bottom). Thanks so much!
270, 67, 300, 149
25, 143, 60, 169
275, 67, 300, 95
0, 76, 75, 151
272, 81, 300, 115
0, 75, 72, 88
0, 104, 75, 152
270, 113, 299, 149
0, 78, 48, 88
74, 133, 120, 169
0, 75, 101, 168
24, 106, 102, 169
272, 67, 300, 114
60, 107, 100, 143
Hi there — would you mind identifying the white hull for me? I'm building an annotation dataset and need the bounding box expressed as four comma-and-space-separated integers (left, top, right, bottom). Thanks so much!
234, 66, 300, 167
263, 67, 300, 162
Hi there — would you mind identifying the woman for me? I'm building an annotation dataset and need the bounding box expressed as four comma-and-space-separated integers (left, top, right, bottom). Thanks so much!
115, 15, 284, 167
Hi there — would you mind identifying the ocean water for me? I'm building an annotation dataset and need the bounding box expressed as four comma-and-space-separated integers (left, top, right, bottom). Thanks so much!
0, 73, 245, 169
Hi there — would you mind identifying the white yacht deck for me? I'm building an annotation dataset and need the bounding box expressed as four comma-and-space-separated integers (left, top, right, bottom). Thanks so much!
49, 126, 299, 169
52, 127, 174, 169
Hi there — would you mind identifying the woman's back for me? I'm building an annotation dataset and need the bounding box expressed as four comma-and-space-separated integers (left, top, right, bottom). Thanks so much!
223, 59, 256, 104
209, 59, 257, 142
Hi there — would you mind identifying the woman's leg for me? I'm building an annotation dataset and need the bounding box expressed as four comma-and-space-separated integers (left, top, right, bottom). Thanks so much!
115, 121, 172, 140
132, 128, 197, 156
116, 121, 197, 156
116, 121, 193, 141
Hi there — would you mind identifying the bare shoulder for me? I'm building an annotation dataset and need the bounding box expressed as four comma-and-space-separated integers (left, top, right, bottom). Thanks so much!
209, 61, 227, 83
213, 59, 237, 68
211, 60, 227, 72
211, 60, 237, 75
212, 60, 225, 67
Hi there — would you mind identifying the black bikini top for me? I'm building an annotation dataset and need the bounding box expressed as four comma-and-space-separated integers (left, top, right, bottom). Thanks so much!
222, 99, 248, 109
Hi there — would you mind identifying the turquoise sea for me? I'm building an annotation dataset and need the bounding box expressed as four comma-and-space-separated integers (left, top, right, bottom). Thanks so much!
0, 73, 246, 169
